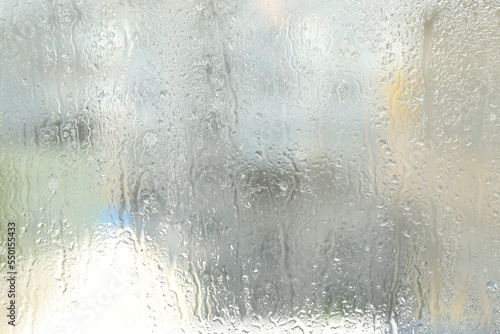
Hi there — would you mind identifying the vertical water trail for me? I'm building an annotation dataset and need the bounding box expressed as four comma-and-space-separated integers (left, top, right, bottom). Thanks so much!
119, 140, 132, 230
69, 0, 82, 70
113, 0, 137, 96
422, 14, 435, 128
132, 171, 146, 249
210, 0, 246, 319
189, 244, 203, 321
281, 150, 299, 313
473, 86, 490, 331
422, 11, 442, 331
46, 0, 66, 148
385, 68, 409, 334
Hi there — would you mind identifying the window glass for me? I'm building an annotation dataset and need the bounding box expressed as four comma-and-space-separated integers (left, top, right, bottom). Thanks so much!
1, 0, 499, 333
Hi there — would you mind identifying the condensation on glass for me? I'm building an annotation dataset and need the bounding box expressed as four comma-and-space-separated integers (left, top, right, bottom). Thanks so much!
0, 0, 499, 333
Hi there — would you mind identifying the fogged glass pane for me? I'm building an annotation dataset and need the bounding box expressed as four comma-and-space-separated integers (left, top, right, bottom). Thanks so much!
1, 0, 499, 333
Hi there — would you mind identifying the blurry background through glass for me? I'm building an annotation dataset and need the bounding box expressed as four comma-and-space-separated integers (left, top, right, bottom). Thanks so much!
0, 0, 499, 333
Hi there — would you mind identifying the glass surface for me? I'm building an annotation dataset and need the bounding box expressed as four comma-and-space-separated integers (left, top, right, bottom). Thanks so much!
0, 0, 499, 333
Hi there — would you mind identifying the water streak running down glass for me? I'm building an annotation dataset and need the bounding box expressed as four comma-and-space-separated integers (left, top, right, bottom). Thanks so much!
0, 0, 499, 333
